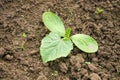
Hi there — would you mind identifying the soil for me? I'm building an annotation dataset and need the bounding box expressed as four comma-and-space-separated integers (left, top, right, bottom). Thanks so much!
0, 0, 120, 80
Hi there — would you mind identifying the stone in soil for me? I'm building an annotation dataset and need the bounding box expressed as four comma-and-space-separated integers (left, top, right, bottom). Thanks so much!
4, 54, 13, 61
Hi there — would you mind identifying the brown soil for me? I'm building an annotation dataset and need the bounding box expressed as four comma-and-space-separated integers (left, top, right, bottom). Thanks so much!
0, 0, 120, 80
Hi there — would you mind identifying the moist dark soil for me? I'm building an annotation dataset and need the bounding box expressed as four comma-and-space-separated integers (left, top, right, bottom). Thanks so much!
0, 0, 120, 80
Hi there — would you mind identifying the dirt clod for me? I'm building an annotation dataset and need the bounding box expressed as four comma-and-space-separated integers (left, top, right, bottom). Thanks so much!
37, 73, 47, 80
70, 54, 85, 65
106, 63, 115, 71
80, 68, 88, 76
88, 64, 98, 72
92, 58, 98, 62
70, 54, 84, 69
0, 48, 6, 57
59, 62, 68, 73
89, 73, 101, 80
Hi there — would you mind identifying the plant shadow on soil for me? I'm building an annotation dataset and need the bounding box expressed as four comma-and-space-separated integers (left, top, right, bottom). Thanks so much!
0, 0, 120, 80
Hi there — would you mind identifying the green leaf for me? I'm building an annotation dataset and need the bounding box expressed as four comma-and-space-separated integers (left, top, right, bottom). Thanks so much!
71, 34, 98, 53
42, 12, 65, 36
40, 32, 73, 63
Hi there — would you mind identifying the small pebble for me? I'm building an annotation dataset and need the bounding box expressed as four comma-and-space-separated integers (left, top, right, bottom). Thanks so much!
4, 54, 13, 61
29, 67, 34, 72
6, 14, 12, 18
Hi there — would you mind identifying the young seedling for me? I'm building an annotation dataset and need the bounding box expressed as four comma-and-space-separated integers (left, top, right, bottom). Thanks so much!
17, 32, 27, 50
77, 68, 81, 72
95, 8, 103, 14
85, 62, 91, 64
40, 12, 98, 63
22, 32, 27, 37
51, 70, 58, 76
116, 69, 120, 75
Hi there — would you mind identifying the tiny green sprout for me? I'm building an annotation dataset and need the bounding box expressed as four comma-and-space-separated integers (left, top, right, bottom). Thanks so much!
85, 62, 91, 64
116, 69, 120, 75
17, 32, 27, 50
21, 41, 25, 50
77, 68, 81, 72
17, 40, 25, 50
95, 8, 103, 14
51, 71, 58, 76
40, 12, 98, 63
98, 65, 103, 69
22, 32, 27, 38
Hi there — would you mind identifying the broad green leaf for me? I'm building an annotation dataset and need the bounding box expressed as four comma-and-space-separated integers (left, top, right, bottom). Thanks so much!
42, 12, 65, 36
71, 34, 98, 53
40, 32, 73, 63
